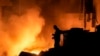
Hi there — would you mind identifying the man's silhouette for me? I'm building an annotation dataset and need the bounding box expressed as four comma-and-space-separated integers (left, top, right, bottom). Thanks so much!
52, 25, 61, 48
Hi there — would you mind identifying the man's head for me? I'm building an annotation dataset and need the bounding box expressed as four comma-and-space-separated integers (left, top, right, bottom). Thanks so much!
53, 25, 58, 29
96, 25, 100, 31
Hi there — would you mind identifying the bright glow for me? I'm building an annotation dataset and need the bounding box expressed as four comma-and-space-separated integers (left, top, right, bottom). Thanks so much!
31, 50, 41, 55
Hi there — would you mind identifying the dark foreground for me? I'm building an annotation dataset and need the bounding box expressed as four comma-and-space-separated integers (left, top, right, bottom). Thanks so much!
19, 25, 100, 56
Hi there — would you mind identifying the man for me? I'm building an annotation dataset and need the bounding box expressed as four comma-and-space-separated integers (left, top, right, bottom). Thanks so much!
52, 25, 61, 48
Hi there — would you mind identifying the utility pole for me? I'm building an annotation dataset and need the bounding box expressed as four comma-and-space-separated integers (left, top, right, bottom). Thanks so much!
83, 0, 97, 29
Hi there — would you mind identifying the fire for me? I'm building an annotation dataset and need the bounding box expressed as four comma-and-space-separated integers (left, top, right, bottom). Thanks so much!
0, 9, 97, 56
0, 8, 98, 56
0, 7, 46, 56
30, 50, 41, 55
13, 8, 45, 56
0, 0, 100, 56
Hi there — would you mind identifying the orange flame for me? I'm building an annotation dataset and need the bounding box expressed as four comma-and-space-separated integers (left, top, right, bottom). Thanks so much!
0, 8, 46, 56
1, 0, 100, 56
